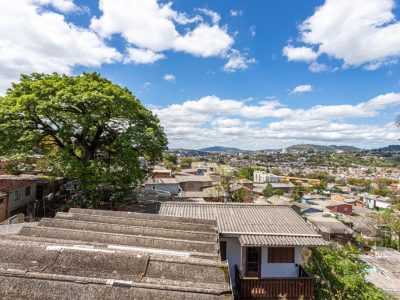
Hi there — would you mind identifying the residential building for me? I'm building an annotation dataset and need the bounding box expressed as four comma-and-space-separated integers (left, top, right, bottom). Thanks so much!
0, 175, 38, 222
306, 212, 354, 242
359, 193, 392, 211
0, 208, 232, 299
144, 177, 180, 195
158, 202, 327, 300
253, 171, 281, 183
361, 247, 400, 299
175, 175, 213, 191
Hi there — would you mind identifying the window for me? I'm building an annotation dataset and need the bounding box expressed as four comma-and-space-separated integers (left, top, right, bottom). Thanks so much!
14, 190, 20, 202
0, 197, 4, 205
25, 186, 31, 196
268, 247, 294, 263
220, 241, 227, 261
246, 247, 261, 277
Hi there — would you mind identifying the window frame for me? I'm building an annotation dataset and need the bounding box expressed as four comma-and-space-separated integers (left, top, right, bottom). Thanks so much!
267, 247, 295, 263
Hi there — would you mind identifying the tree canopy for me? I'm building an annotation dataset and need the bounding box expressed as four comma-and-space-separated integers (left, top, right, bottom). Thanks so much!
305, 246, 393, 300
0, 73, 168, 206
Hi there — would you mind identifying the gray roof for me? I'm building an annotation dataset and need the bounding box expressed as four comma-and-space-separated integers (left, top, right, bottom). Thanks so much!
0, 208, 232, 299
361, 249, 400, 297
159, 203, 327, 247
306, 213, 354, 235
175, 175, 213, 183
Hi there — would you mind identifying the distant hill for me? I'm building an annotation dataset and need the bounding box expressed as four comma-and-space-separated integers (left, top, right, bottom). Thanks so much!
287, 144, 361, 152
199, 146, 245, 153
374, 145, 400, 152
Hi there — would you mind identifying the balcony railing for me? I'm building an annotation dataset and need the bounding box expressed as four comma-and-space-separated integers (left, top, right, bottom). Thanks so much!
235, 265, 313, 300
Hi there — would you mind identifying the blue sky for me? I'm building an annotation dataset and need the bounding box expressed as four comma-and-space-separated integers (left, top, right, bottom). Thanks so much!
1, 0, 400, 149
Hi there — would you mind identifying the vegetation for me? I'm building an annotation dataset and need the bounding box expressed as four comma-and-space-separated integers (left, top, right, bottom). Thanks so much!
237, 167, 254, 180
305, 246, 393, 300
381, 206, 400, 251
0, 73, 167, 208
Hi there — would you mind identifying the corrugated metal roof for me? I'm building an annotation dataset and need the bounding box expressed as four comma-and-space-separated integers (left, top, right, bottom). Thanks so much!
0, 208, 232, 299
239, 235, 328, 247
159, 203, 327, 247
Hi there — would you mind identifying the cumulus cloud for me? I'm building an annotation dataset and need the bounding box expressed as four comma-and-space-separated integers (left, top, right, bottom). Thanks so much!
124, 48, 165, 64
152, 93, 400, 149
284, 0, 400, 70
223, 50, 256, 72
0, 0, 120, 93
163, 74, 176, 82
283, 46, 318, 62
290, 84, 313, 95
91, 0, 235, 62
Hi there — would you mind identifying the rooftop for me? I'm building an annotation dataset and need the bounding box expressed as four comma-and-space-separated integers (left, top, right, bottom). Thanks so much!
158, 202, 327, 247
0, 208, 232, 299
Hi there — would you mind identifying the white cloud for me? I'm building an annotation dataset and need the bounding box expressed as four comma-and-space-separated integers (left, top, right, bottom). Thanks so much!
286, 0, 400, 70
124, 48, 165, 64
283, 46, 318, 62
197, 8, 221, 24
152, 93, 400, 149
33, 0, 78, 12
163, 73, 175, 82
308, 61, 329, 73
91, 0, 236, 62
223, 50, 256, 72
174, 24, 233, 57
290, 84, 313, 95
0, 0, 120, 93
249, 26, 256, 37
230, 10, 242, 17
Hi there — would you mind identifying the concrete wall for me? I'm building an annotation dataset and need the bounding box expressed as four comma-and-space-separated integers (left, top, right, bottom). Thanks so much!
0, 194, 8, 222
221, 237, 241, 285
145, 184, 180, 194
260, 246, 302, 278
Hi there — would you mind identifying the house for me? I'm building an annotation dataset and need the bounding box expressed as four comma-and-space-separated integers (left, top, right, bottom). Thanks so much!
253, 171, 281, 183
308, 199, 353, 215
144, 177, 180, 195
0, 208, 232, 299
306, 212, 354, 242
361, 247, 400, 299
0, 175, 38, 222
301, 194, 328, 204
152, 167, 172, 178
359, 193, 392, 211
271, 182, 294, 194
158, 202, 327, 300
175, 175, 213, 191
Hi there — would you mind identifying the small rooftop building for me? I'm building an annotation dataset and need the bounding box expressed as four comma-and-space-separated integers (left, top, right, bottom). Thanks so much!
158, 202, 327, 300
0, 208, 232, 299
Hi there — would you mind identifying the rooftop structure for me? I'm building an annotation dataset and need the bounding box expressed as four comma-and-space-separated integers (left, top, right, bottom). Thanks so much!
159, 203, 326, 247
0, 208, 232, 299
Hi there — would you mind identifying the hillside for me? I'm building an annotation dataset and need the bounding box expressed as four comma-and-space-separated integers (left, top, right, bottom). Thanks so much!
199, 146, 245, 153
287, 144, 361, 152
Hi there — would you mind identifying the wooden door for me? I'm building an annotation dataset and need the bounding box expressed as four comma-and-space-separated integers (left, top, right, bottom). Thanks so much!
245, 247, 261, 277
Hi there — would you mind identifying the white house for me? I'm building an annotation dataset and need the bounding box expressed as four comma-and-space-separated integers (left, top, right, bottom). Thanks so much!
359, 193, 392, 211
144, 178, 180, 195
158, 202, 327, 300
253, 171, 281, 183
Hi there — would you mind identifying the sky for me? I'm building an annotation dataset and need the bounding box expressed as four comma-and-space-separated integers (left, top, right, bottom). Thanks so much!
1, 0, 400, 150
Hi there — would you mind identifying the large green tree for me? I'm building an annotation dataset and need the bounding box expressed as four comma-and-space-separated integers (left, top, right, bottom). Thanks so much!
0, 73, 167, 206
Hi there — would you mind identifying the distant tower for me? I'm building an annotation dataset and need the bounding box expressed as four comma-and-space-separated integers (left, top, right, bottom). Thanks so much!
281, 148, 286, 154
